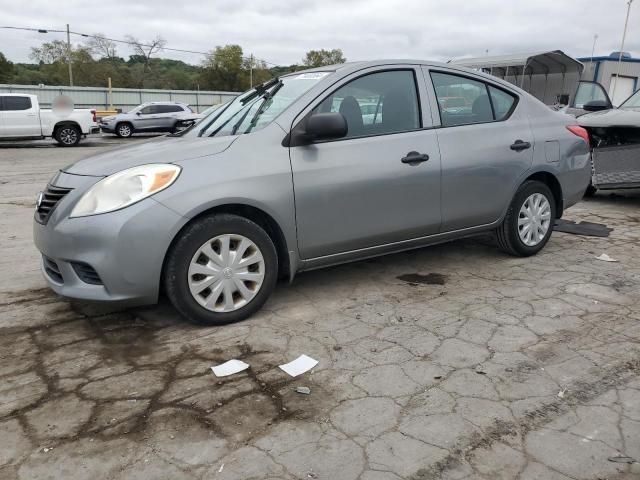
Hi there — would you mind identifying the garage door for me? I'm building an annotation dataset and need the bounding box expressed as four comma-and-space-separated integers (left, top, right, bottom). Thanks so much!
609, 76, 636, 106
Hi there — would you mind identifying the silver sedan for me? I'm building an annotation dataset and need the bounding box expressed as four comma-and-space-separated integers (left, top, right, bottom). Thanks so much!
34, 60, 591, 324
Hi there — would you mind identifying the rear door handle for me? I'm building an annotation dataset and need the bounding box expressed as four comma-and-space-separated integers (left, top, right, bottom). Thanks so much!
401, 151, 430, 164
510, 140, 531, 151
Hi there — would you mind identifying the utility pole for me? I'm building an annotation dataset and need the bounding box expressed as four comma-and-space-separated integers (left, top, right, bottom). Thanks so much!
590, 34, 598, 63
66, 23, 74, 86
590, 34, 598, 79
611, 0, 634, 103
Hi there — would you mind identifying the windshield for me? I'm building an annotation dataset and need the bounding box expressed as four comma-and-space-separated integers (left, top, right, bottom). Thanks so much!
200, 104, 224, 117
620, 89, 640, 108
189, 72, 330, 138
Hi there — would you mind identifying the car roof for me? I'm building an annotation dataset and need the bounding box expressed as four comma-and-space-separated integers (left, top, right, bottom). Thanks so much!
288, 59, 457, 75
284, 59, 525, 97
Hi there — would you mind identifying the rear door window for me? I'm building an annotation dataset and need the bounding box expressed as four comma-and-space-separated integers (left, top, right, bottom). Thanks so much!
158, 105, 184, 113
430, 72, 519, 127
2, 96, 32, 111
431, 72, 494, 126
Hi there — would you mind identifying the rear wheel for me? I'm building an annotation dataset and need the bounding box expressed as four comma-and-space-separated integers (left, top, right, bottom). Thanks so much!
116, 122, 133, 138
496, 180, 556, 257
164, 214, 278, 325
54, 125, 81, 146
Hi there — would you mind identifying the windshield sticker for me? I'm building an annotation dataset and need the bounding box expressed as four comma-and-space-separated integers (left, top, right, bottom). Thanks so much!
293, 72, 330, 80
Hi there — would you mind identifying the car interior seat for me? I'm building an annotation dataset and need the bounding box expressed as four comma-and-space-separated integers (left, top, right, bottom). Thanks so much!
382, 89, 417, 132
339, 96, 364, 136
471, 94, 493, 122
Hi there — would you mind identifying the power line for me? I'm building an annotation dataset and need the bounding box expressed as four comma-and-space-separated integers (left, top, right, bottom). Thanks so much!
0, 25, 282, 66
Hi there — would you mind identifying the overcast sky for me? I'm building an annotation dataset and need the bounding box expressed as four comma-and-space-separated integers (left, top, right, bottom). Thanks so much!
1, 0, 637, 66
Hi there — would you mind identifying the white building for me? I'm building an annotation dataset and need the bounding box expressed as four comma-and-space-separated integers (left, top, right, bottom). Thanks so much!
578, 52, 640, 106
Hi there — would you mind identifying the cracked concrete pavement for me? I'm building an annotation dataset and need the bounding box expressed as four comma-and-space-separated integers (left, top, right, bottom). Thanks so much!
1, 140, 639, 479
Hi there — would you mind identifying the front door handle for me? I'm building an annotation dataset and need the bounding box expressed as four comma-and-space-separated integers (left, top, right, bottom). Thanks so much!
510, 140, 531, 151
401, 151, 430, 164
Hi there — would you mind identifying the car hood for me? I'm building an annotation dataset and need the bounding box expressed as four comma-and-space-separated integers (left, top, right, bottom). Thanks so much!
62, 135, 237, 176
578, 108, 640, 128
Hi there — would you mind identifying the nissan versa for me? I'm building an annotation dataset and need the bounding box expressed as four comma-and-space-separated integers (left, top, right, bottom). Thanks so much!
33, 60, 591, 325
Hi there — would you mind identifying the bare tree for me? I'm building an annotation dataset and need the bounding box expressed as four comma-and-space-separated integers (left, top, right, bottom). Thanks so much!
30, 40, 69, 64
86, 33, 117, 61
125, 35, 166, 87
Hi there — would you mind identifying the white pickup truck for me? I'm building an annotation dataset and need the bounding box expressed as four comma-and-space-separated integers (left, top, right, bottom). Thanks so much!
0, 94, 100, 146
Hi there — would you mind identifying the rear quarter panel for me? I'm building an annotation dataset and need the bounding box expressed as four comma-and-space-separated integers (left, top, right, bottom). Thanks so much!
527, 101, 591, 211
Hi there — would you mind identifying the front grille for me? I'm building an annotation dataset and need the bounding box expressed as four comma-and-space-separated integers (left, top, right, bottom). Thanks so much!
43, 256, 64, 284
71, 262, 103, 285
35, 185, 72, 224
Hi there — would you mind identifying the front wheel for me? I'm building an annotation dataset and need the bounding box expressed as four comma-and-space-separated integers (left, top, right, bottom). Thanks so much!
164, 214, 278, 325
496, 180, 556, 257
55, 125, 81, 146
115, 122, 133, 138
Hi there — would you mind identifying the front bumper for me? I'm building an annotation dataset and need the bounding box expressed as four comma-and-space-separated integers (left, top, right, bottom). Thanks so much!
99, 124, 115, 133
33, 171, 187, 306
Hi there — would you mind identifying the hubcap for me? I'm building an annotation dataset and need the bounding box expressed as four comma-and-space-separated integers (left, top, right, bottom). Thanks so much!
119, 125, 131, 136
188, 234, 265, 313
60, 128, 77, 144
518, 193, 551, 246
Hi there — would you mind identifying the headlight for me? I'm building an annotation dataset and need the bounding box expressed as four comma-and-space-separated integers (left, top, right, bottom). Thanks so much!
101, 116, 115, 122
70, 164, 181, 218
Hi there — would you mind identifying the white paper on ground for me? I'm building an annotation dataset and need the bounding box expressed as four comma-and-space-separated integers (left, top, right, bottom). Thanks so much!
595, 253, 619, 262
211, 359, 249, 377
279, 355, 318, 377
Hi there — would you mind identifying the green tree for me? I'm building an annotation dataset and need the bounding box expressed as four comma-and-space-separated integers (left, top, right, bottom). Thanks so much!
0, 52, 14, 83
269, 64, 299, 77
200, 44, 247, 91
9, 63, 48, 85
302, 49, 346, 68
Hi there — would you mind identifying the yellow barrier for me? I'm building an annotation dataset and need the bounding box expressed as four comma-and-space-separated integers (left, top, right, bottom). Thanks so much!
95, 110, 118, 118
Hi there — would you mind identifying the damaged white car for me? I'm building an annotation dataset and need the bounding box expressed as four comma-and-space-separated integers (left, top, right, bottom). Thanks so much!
579, 88, 640, 194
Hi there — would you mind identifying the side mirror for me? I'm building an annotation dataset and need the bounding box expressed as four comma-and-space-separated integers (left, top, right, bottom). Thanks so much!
583, 100, 611, 112
286, 112, 348, 147
136, 111, 142, 115
305, 112, 348, 141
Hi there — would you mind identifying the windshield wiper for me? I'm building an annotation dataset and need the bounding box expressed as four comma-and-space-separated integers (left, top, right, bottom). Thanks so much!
230, 80, 284, 135
200, 77, 283, 138
243, 80, 284, 134
240, 77, 280, 105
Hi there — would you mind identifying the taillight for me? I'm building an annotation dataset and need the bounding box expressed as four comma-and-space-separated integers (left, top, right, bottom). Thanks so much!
91, 109, 97, 123
566, 125, 590, 148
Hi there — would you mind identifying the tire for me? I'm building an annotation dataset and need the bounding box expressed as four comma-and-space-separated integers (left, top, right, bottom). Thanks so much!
54, 125, 81, 146
164, 214, 278, 325
115, 122, 133, 138
496, 180, 556, 257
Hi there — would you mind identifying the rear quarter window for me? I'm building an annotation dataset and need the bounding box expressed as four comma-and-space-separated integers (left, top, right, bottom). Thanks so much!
488, 85, 517, 120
